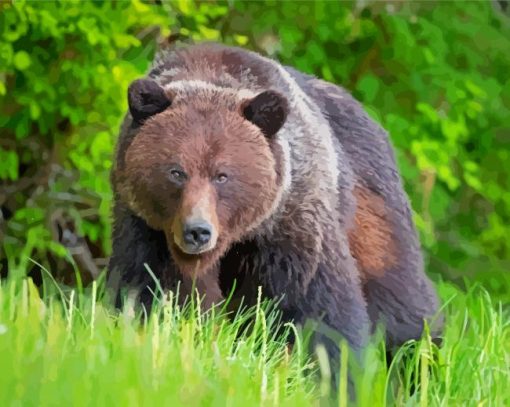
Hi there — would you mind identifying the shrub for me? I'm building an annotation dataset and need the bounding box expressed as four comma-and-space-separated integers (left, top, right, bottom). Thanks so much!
1, 1, 509, 297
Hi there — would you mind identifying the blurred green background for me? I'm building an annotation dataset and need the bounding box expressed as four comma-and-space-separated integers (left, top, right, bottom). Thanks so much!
1, 0, 509, 299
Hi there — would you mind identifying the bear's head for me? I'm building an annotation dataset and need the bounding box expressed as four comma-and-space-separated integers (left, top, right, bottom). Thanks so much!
114, 78, 289, 277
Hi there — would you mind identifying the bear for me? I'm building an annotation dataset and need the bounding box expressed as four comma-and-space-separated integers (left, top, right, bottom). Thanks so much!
107, 41, 442, 376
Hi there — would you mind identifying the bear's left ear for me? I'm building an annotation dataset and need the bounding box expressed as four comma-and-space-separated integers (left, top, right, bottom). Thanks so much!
128, 78, 172, 124
241, 90, 288, 138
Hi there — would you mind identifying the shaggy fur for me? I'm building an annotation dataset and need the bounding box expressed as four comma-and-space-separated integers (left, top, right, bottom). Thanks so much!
107, 42, 442, 373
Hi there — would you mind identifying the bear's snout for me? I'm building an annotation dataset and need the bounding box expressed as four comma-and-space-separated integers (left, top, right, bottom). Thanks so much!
171, 182, 220, 256
173, 214, 219, 255
183, 221, 213, 249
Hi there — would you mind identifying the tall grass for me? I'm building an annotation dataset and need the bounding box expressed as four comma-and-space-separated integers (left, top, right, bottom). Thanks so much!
0, 275, 508, 406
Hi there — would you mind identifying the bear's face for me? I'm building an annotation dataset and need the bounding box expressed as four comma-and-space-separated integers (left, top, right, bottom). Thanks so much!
116, 79, 288, 276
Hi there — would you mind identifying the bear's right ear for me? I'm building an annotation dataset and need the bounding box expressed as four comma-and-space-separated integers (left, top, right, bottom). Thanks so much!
241, 90, 288, 138
128, 79, 172, 124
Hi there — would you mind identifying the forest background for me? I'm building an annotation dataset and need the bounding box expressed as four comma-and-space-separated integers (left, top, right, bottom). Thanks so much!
1, 0, 509, 302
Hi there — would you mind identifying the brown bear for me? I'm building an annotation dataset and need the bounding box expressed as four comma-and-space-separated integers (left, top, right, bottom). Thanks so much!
107, 41, 442, 371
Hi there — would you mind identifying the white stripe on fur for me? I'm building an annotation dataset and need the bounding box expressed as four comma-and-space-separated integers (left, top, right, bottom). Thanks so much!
163, 80, 258, 100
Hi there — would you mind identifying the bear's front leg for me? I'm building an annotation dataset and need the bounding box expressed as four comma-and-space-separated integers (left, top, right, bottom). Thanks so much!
107, 201, 181, 312
255, 238, 370, 394
220, 238, 370, 352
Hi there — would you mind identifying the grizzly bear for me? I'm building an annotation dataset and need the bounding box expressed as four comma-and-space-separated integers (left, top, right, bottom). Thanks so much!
107, 41, 442, 371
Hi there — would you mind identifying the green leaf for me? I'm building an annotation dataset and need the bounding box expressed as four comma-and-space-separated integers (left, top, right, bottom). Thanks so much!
13, 51, 31, 70
0, 148, 19, 181
357, 75, 379, 103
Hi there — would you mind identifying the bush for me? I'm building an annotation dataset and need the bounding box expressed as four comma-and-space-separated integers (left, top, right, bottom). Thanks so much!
0, 0, 173, 282
1, 1, 509, 297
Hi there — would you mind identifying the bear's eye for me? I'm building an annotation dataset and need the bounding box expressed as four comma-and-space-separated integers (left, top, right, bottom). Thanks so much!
214, 173, 228, 184
170, 169, 187, 183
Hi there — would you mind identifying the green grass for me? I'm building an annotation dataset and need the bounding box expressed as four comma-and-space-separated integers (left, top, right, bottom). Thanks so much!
0, 276, 508, 406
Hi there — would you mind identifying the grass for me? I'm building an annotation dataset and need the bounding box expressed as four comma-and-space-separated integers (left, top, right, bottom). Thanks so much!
0, 275, 508, 406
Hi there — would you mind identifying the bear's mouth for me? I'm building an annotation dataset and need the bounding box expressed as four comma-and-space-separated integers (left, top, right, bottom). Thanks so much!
169, 240, 223, 277
169, 237, 222, 265
166, 229, 226, 276
172, 236, 216, 256
171, 241, 207, 259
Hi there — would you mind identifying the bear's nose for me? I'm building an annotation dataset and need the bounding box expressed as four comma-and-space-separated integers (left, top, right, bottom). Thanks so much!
183, 221, 212, 247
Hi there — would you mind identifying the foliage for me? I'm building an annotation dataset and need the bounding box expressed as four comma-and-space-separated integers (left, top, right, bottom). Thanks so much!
0, 0, 172, 280
1, 1, 509, 297
0, 277, 509, 405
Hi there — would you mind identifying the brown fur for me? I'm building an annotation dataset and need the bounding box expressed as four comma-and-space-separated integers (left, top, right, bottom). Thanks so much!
348, 185, 397, 280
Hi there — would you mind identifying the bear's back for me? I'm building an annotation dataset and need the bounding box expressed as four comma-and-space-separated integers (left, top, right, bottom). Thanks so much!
149, 42, 282, 92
